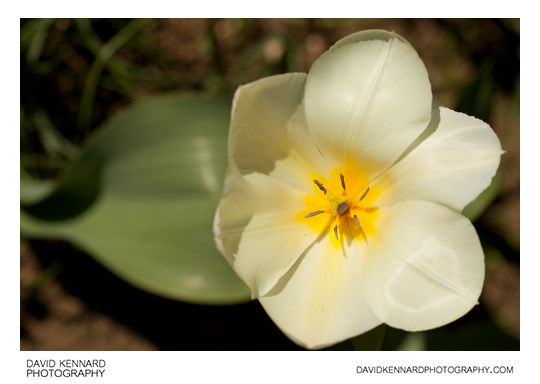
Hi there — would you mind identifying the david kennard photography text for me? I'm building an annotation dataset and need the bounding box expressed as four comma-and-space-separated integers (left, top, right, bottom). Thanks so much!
27, 359, 106, 378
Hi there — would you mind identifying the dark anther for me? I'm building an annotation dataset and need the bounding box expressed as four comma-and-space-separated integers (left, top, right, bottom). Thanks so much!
304, 210, 325, 218
354, 215, 368, 244
340, 173, 346, 191
337, 201, 350, 215
359, 186, 370, 201
334, 225, 339, 240
313, 179, 327, 193
354, 215, 362, 230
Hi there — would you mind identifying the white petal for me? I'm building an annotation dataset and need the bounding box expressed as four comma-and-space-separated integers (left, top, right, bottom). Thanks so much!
260, 234, 381, 350
361, 201, 484, 331
304, 30, 432, 176
373, 107, 503, 211
230, 73, 329, 192
214, 165, 320, 298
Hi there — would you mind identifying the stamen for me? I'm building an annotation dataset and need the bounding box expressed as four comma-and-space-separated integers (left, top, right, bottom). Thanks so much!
304, 210, 325, 218
334, 225, 338, 240
354, 215, 368, 244
340, 173, 346, 191
359, 186, 370, 201
313, 179, 327, 193
354, 215, 362, 230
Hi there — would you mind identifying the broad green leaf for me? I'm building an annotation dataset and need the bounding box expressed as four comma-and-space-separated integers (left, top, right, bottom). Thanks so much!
20, 177, 56, 205
21, 95, 251, 305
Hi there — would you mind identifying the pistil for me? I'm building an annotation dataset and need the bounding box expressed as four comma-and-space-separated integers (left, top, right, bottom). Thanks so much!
299, 167, 379, 246
306, 177, 367, 240
336, 201, 350, 215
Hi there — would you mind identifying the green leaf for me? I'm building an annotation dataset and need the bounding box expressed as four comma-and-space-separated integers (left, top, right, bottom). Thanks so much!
77, 19, 153, 131
20, 177, 56, 205
21, 95, 251, 305
462, 171, 502, 222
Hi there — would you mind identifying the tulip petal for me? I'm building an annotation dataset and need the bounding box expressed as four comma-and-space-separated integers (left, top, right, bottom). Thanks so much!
372, 107, 503, 211
259, 234, 381, 350
214, 165, 321, 298
230, 73, 330, 193
304, 30, 432, 176
361, 200, 484, 331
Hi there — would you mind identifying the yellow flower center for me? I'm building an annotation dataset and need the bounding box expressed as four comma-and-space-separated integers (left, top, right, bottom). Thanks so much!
297, 162, 380, 248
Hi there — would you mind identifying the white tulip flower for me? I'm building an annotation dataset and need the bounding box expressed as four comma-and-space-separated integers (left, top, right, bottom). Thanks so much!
213, 30, 503, 349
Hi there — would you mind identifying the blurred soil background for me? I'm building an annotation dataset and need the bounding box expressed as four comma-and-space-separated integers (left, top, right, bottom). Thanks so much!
20, 18, 519, 350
